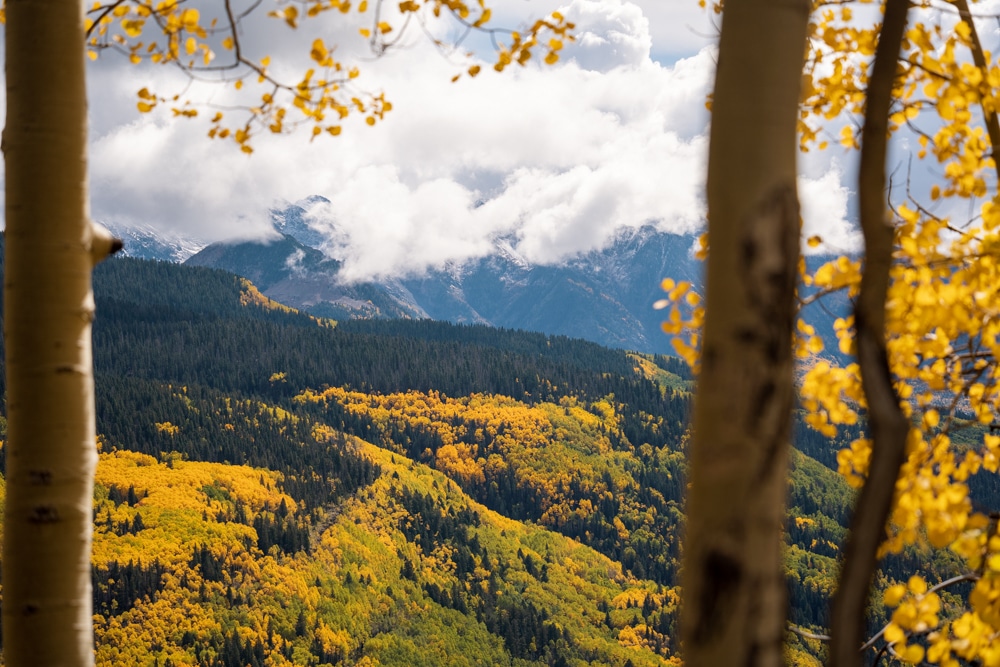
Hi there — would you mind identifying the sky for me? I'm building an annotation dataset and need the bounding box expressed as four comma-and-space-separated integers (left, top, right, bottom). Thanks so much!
73, 0, 859, 280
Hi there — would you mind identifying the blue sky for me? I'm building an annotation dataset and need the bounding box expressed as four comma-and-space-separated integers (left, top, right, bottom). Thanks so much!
75, 0, 860, 280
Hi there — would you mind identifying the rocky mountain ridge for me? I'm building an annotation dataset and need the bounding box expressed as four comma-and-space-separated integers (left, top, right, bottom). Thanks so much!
116, 198, 847, 356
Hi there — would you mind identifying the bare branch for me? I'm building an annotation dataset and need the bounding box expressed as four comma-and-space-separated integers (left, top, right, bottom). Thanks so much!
828, 1, 912, 665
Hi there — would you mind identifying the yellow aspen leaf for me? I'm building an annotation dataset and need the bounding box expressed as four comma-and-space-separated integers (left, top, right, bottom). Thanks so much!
807, 235, 822, 247
365, 116, 376, 126
222, 36, 234, 50
359, 28, 371, 38
122, 19, 144, 37
359, 0, 368, 11
378, 21, 392, 33
899, 644, 924, 664
88, 50, 98, 61
180, 8, 199, 28
311, 39, 329, 64
328, 126, 342, 135
668, 281, 691, 301
544, 52, 559, 65
884, 584, 907, 607
137, 101, 155, 113
472, 9, 491, 27
234, 79, 243, 90
185, 36, 196, 55
468, 65, 481, 77
671, 338, 698, 367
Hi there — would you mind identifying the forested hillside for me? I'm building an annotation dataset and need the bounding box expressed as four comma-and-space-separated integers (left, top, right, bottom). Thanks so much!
0, 255, 935, 665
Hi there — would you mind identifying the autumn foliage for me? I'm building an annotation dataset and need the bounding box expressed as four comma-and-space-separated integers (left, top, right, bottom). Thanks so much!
81, 0, 574, 151
657, 0, 1000, 662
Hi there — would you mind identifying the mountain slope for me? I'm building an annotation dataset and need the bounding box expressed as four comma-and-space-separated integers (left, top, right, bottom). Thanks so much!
88, 440, 681, 666
0, 251, 898, 665
183, 221, 704, 354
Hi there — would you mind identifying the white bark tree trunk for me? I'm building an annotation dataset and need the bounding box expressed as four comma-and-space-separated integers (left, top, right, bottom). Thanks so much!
3, 1, 117, 664
680, 0, 811, 664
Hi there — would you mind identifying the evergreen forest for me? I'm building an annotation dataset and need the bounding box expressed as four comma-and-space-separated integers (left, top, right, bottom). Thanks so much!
0, 254, 972, 665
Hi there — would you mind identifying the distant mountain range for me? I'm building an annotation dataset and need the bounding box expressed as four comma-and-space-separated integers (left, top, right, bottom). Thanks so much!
104, 220, 206, 264
111, 197, 849, 357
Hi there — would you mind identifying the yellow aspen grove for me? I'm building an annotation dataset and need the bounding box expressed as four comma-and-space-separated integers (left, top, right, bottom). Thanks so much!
3, 0, 122, 665
1, 1, 572, 665
678, 0, 810, 664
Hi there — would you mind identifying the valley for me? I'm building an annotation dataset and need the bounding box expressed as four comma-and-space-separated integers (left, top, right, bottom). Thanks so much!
0, 250, 875, 665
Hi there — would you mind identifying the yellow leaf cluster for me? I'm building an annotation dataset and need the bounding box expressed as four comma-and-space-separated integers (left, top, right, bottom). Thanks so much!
656, 278, 703, 371
90, 0, 573, 150
671, 1, 1000, 659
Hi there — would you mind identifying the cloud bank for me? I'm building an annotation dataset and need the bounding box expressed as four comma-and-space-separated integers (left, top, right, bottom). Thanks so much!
80, 0, 856, 281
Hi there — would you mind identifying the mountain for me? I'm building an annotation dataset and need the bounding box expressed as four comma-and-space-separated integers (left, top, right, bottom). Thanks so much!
184, 209, 705, 354
103, 220, 205, 263
110, 199, 851, 358
269, 195, 331, 250
392, 227, 703, 354
186, 232, 422, 320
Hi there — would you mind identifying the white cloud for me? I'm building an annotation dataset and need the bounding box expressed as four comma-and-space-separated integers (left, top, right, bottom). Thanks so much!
798, 162, 859, 255
561, 0, 651, 71
6, 0, 853, 281
81, 0, 728, 281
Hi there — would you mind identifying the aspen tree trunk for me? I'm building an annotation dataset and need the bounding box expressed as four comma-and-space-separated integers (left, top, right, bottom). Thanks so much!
3, 1, 118, 664
680, 0, 810, 664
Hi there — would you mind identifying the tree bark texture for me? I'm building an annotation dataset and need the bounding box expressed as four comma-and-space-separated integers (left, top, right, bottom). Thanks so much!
2, 0, 109, 664
828, 2, 911, 665
680, 0, 811, 665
